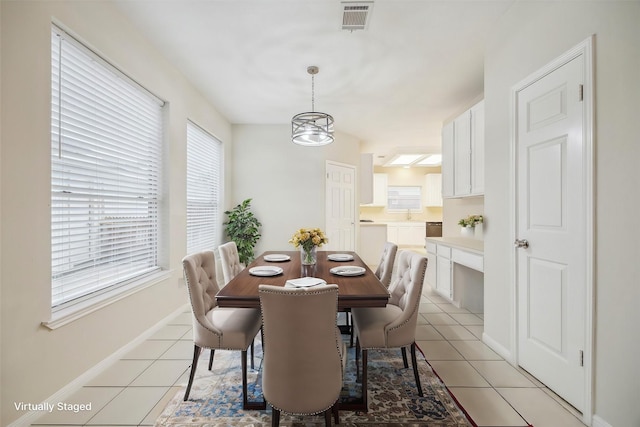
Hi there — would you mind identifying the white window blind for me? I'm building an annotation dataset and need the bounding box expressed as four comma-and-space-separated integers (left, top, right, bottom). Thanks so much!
387, 186, 422, 211
51, 26, 164, 308
186, 122, 222, 254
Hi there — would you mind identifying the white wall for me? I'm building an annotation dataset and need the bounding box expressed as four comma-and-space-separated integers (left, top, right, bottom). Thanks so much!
0, 2, 232, 425
483, 2, 640, 426
231, 124, 361, 255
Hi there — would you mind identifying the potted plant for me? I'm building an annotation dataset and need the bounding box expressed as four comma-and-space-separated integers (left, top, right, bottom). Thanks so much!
224, 198, 262, 265
458, 215, 484, 238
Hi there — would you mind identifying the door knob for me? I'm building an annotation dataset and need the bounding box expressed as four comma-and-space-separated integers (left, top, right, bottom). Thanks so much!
514, 239, 529, 249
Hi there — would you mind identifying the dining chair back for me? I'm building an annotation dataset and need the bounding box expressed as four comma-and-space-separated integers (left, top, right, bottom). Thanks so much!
259, 284, 344, 426
374, 241, 398, 287
352, 250, 428, 409
182, 250, 263, 409
218, 241, 244, 285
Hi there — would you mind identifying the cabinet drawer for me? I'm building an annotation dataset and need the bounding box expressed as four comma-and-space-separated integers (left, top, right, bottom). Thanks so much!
426, 241, 437, 254
451, 249, 483, 272
437, 245, 451, 258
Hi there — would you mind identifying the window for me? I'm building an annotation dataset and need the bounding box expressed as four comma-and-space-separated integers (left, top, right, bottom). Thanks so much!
186, 122, 222, 254
387, 186, 422, 211
50, 26, 164, 309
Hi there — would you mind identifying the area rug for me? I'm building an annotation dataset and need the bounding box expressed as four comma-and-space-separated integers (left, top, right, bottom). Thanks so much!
155, 338, 474, 427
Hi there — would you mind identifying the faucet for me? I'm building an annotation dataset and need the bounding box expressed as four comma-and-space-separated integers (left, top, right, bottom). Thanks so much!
407, 209, 412, 220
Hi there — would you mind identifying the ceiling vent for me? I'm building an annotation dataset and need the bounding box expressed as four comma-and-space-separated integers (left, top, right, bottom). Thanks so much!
341, 1, 374, 31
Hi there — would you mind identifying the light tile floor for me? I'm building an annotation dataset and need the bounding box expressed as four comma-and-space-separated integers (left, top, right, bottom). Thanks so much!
30, 286, 586, 427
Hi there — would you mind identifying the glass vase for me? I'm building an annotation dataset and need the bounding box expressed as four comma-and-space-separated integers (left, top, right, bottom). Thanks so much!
300, 245, 317, 265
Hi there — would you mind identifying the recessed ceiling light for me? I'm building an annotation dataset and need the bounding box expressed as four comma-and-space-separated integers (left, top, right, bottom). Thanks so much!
415, 154, 442, 166
383, 153, 442, 167
386, 154, 423, 166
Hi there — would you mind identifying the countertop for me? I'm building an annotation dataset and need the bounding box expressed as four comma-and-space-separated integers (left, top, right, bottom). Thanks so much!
426, 237, 484, 254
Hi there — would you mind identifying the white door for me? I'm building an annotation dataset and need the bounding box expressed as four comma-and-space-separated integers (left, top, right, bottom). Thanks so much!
325, 162, 356, 251
515, 50, 591, 412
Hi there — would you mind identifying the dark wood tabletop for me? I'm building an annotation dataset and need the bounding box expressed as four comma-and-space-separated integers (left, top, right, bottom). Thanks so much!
216, 250, 389, 310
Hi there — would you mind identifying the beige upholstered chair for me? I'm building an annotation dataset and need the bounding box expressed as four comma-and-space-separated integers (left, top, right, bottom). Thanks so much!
374, 241, 398, 287
182, 250, 264, 409
259, 284, 345, 427
347, 241, 398, 346
352, 250, 428, 409
218, 241, 244, 285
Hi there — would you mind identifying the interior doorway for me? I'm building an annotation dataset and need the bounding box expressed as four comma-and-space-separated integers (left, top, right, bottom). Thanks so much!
512, 37, 594, 422
325, 161, 356, 251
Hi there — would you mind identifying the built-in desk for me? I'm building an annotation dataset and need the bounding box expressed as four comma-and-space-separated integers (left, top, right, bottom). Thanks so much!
426, 237, 484, 312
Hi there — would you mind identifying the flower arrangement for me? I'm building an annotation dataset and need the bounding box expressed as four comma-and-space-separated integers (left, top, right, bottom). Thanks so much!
458, 215, 484, 228
289, 227, 328, 250
289, 227, 328, 265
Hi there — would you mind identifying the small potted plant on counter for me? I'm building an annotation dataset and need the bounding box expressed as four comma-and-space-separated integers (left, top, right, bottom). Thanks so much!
458, 215, 483, 238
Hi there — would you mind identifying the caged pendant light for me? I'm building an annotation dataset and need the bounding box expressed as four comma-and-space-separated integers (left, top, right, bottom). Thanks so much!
291, 66, 334, 146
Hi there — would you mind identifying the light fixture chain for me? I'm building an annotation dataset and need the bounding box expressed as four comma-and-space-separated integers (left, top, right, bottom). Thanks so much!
311, 73, 315, 112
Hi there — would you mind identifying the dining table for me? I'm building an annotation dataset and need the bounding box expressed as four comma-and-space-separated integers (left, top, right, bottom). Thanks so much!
216, 250, 390, 310
216, 249, 388, 412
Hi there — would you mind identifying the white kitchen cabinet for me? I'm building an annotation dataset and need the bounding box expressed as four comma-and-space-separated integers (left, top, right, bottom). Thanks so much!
453, 110, 472, 196
442, 100, 484, 198
372, 173, 388, 206
470, 100, 485, 195
387, 222, 426, 246
441, 122, 454, 198
361, 173, 387, 207
426, 238, 484, 308
425, 242, 437, 288
436, 249, 452, 299
360, 153, 374, 204
424, 173, 442, 207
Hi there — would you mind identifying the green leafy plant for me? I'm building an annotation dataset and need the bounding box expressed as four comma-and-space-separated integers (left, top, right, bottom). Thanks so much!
458, 214, 484, 228
223, 198, 262, 265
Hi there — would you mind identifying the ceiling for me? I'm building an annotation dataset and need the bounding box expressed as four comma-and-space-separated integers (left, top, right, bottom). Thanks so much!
114, 0, 515, 165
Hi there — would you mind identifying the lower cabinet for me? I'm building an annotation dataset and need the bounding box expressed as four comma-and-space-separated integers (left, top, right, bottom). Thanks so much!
387, 222, 426, 246
435, 244, 452, 299
436, 255, 452, 299
426, 238, 484, 308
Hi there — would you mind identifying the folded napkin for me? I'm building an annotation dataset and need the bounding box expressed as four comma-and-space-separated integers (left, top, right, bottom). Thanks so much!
284, 277, 327, 288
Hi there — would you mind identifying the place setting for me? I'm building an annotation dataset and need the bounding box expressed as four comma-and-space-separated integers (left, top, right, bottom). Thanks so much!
284, 277, 327, 289
263, 253, 291, 262
327, 253, 354, 262
248, 266, 284, 276
330, 265, 366, 276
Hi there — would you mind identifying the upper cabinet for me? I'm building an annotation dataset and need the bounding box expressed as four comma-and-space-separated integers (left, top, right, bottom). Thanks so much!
361, 172, 388, 206
441, 122, 455, 198
424, 173, 443, 207
470, 101, 485, 195
441, 100, 484, 198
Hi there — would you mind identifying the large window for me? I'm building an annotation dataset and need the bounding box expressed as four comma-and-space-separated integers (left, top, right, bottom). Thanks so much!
50, 26, 164, 309
387, 186, 422, 211
186, 122, 222, 254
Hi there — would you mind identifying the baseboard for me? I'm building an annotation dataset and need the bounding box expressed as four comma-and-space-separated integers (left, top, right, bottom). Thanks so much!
7, 303, 189, 427
482, 332, 515, 364
591, 415, 613, 427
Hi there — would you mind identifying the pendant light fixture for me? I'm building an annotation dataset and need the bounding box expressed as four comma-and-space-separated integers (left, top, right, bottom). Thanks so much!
291, 66, 334, 146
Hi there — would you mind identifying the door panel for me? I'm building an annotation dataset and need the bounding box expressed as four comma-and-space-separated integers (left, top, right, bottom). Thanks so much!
516, 54, 586, 411
528, 137, 565, 229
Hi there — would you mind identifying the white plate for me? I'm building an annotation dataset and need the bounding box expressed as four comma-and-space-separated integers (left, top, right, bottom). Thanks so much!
328, 253, 354, 262
264, 254, 291, 262
330, 266, 366, 276
285, 277, 327, 288
249, 266, 284, 277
